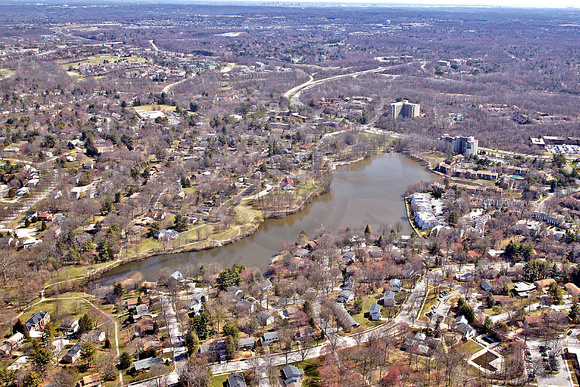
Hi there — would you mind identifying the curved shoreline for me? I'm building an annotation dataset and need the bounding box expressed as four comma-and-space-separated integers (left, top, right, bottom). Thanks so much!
72, 150, 431, 286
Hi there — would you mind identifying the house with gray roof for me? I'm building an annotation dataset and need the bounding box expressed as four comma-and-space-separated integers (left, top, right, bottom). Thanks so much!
134, 357, 164, 372
383, 290, 395, 307
25, 311, 50, 333
260, 331, 280, 346
336, 289, 355, 304
238, 337, 255, 350
390, 278, 401, 292
369, 304, 382, 321
227, 372, 247, 387
282, 365, 304, 386
257, 311, 274, 326
62, 343, 81, 364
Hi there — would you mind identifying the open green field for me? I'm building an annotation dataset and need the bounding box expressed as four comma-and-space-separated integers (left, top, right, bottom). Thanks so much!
457, 340, 484, 356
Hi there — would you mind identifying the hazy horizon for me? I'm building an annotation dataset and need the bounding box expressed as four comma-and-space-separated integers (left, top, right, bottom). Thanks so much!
0, 0, 578, 9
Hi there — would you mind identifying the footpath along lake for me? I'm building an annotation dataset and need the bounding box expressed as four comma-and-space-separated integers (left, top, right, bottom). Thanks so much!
102, 153, 433, 283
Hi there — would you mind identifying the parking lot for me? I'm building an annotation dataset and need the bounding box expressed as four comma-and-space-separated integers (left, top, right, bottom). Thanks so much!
526, 338, 573, 387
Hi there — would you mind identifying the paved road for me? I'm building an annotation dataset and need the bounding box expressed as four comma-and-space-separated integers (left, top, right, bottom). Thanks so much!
210, 276, 428, 379
283, 67, 394, 106
130, 294, 186, 386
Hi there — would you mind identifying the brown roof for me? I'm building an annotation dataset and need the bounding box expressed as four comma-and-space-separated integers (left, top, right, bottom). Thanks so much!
565, 283, 580, 297
534, 278, 556, 290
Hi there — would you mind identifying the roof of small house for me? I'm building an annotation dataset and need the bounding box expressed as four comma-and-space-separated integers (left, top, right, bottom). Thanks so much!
134, 356, 163, 371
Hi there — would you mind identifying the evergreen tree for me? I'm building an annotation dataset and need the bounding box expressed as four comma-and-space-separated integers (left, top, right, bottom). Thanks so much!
78, 313, 94, 334
119, 352, 133, 369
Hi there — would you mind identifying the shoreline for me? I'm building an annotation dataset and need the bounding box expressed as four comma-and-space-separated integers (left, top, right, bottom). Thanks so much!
58, 150, 431, 287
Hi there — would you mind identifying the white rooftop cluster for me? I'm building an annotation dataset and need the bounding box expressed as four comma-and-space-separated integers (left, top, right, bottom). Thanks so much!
411, 193, 445, 230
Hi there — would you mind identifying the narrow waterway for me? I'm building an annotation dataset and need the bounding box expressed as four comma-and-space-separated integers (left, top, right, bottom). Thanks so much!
102, 153, 433, 283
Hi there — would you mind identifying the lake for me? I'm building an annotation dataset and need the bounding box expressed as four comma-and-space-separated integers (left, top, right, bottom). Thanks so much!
101, 152, 433, 283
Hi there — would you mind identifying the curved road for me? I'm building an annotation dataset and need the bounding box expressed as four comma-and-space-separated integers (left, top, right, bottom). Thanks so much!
283, 67, 395, 106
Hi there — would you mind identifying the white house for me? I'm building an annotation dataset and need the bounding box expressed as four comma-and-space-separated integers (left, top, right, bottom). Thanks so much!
369, 303, 382, 321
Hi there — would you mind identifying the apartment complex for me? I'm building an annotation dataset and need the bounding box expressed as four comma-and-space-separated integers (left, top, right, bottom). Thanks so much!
438, 134, 478, 156
388, 100, 420, 120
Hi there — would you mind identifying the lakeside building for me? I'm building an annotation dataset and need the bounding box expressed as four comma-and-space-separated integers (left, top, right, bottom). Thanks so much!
438, 134, 478, 156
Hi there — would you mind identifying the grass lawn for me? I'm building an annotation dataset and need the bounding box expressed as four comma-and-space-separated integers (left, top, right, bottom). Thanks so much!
457, 340, 484, 356
351, 294, 384, 329
234, 202, 262, 224
52, 261, 115, 283
23, 292, 115, 325
483, 305, 505, 316
277, 358, 321, 387
212, 374, 229, 387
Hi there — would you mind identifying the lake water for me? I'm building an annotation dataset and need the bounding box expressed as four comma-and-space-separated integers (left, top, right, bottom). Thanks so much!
101, 153, 433, 283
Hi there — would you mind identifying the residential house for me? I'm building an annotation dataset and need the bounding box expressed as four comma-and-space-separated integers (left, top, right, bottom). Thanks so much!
60, 319, 79, 336
0, 332, 24, 356
523, 315, 543, 330
282, 365, 304, 386
79, 374, 102, 387
227, 286, 244, 300
143, 340, 161, 351
343, 251, 356, 264
62, 343, 82, 364
38, 213, 55, 222
133, 304, 151, 322
493, 296, 514, 308
513, 282, 536, 297
294, 248, 309, 258
403, 266, 417, 279
25, 311, 50, 333
237, 337, 255, 350
169, 271, 184, 283
280, 177, 294, 191
24, 211, 38, 221
236, 300, 255, 315
82, 329, 106, 343
334, 303, 359, 329
336, 289, 355, 304
134, 357, 164, 372
146, 211, 167, 221
257, 311, 274, 326
481, 281, 493, 292
390, 278, 401, 292
369, 304, 382, 321
534, 278, 556, 292
258, 279, 273, 292
565, 283, 580, 298
383, 290, 395, 307
199, 340, 226, 363
123, 298, 138, 309
261, 331, 280, 346
455, 272, 474, 282
544, 311, 569, 326
453, 315, 476, 339
186, 297, 203, 315
135, 317, 155, 336
227, 372, 247, 387
295, 326, 315, 340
